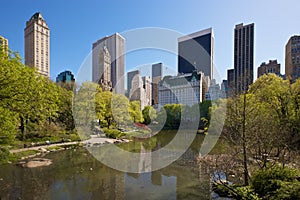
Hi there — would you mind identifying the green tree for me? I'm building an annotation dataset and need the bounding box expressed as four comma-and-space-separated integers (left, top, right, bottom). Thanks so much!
157, 104, 182, 129
142, 105, 157, 125
0, 107, 18, 144
73, 82, 99, 137
95, 90, 114, 128
111, 94, 131, 128
129, 101, 143, 123
55, 86, 75, 131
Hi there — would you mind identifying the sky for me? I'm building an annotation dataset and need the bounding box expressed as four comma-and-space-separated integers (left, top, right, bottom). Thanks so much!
1, 0, 300, 82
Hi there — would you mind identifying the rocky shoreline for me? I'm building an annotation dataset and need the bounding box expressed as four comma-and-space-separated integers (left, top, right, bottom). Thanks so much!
12, 135, 131, 168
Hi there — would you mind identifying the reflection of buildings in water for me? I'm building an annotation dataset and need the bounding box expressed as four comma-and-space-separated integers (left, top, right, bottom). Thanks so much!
138, 144, 152, 172
124, 172, 177, 200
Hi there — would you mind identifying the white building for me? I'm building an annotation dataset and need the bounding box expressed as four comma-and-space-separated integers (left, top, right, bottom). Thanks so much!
128, 71, 152, 110
158, 71, 208, 109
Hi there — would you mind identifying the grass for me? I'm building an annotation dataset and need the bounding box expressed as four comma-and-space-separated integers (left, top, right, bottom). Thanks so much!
8, 150, 40, 163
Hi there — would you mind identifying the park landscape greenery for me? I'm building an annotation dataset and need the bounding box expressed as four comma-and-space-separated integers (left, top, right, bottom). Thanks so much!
1, 48, 300, 199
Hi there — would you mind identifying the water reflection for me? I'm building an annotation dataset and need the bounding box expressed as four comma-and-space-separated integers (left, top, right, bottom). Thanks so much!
0, 131, 214, 200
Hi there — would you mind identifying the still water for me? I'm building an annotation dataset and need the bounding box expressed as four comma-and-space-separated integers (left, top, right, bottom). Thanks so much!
0, 131, 216, 200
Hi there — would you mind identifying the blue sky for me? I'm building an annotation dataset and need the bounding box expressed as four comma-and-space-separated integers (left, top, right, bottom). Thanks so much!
1, 0, 300, 82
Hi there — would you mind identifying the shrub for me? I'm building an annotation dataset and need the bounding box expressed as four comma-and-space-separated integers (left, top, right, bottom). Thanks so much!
214, 184, 260, 200
103, 128, 125, 139
251, 166, 300, 199
0, 147, 10, 162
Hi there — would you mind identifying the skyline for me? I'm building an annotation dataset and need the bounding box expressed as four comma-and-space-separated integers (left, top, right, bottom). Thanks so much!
1, 0, 300, 81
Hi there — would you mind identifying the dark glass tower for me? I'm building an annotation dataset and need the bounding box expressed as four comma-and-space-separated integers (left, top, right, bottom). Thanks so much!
234, 23, 254, 92
56, 70, 75, 83
178, 28, 214, 79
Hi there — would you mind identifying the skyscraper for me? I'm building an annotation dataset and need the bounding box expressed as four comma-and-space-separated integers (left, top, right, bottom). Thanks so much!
285, 35, 300, 82
92, 33, 125, 94
227, 69, 235, 97
24, 12, 50, 77
152, 62, 163, 105
56, 70, 75, 83
142, 76, 152, 107
233, 23, 254, 92
127, 70, 140, 97
0, 35, 8, 54
178, 28, 214, 79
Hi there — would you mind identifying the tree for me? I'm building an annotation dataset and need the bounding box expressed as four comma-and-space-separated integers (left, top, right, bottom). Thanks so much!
0, 107, 18, 144
129, 101, 143, 123
111, 94, 131, 128
73, 82, 99, 137
55, 86, 75, 131
157, 104, 182, 129
0, 49, 62, 140
95, 90, 114, 128
142, 105, 157, 125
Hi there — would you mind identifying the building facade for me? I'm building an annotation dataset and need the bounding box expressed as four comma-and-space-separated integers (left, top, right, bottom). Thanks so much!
257, 60, 281, 78
221, 80, 228, 98
158, 71, 205, 108
128, 72, 151, 110
127, 70, 140, 97
178, 28, 214, 79
152, 63, 163, 106
142, 76, 152, 107
24, 12, 50, 77
98, 46, 112, 91
233, 23, 254, 92
56, 70, 75, 83
285, 36, 300, 82
227, 69, 235, 97
92, 33, 125, 94
205, 79, 223, 101
0, 35, 8, 54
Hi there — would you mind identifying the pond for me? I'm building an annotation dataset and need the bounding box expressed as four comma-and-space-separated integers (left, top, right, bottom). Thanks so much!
0, 131, 220, 200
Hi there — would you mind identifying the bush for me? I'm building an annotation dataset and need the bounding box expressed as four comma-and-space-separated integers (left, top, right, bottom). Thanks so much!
0, 147, 10, 162
103, 128, 126, 139
214, 184, 260, 200
251, 166, 300, 199
269, 180, 300, 200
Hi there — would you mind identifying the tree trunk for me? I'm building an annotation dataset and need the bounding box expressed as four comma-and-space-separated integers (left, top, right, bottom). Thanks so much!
242, 93, 249, 185
20, 116, 25, 141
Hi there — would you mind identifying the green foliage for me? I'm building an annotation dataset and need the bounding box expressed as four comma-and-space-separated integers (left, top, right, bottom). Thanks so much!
56, 88, 75, 131
0, 147, 10, 163
0, 48, 78, 155
129, 101, 143, 123
142, 105, 157, 125
157, 104, 182, 129
215, 184, 261, 200
199, 117, 208, 131
102, 128, 126, 139
111, 94, 131, 127
200, 100, 212, 119
95, 90, 114, 128
0, 107, 18, 144
270, 180, 300, 200
251, 166, 300, 198
73, 82, 99, 128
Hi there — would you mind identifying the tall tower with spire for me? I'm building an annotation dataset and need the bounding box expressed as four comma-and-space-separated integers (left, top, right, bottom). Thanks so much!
24, 12, 50, 77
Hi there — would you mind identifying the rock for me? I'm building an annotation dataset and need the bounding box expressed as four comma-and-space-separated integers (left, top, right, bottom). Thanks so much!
39, 148, 47, 152
21, 158, 52, 168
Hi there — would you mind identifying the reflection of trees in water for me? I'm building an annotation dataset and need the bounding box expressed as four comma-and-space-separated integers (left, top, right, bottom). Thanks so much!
0, 133, 220, 199
0, 149, 125, 200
